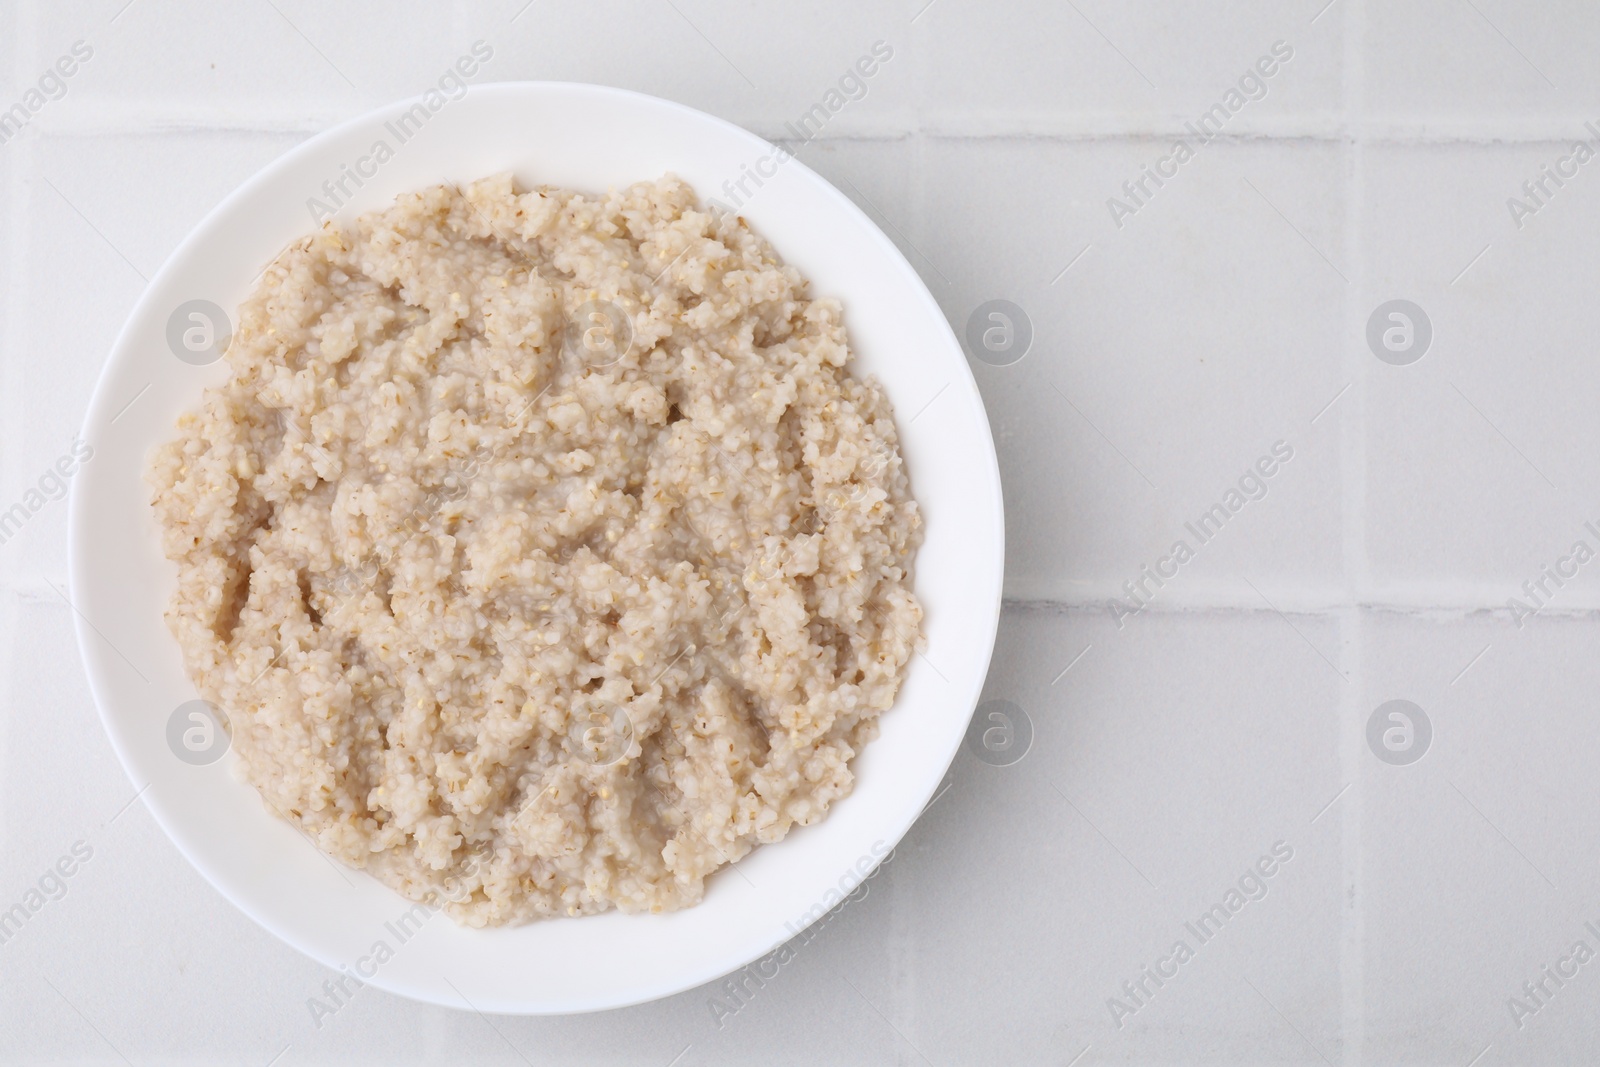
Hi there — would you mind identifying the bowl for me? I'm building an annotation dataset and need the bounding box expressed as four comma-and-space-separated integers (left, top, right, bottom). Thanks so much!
68, 81, 1004, 1013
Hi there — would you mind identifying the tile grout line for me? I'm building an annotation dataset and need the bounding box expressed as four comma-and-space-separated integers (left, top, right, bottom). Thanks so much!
28, 106, 1600, 147
1008, 591, 1600, 615
0, 0, 41, 910
1338, 0, 1369, 1062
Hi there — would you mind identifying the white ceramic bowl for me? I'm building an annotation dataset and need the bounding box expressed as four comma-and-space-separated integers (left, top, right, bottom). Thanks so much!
68, 82, 1003, 1014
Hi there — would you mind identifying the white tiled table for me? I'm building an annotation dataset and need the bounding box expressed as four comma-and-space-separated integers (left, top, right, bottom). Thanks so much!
4, 1, 1600, 1062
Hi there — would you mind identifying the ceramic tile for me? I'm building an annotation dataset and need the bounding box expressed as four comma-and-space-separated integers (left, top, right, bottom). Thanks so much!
919, 136, 1348, 601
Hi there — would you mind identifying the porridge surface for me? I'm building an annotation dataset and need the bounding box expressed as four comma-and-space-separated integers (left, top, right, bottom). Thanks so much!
149, 174, 923, 924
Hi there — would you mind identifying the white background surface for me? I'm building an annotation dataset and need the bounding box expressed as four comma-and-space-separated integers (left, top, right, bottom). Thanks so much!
3, 0, 1598, 1063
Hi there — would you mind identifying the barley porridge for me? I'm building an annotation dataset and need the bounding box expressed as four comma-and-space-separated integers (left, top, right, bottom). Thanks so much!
148, 173, 923, 925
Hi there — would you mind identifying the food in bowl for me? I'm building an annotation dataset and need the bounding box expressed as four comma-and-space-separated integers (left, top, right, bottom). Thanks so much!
147, 173, 923, 925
